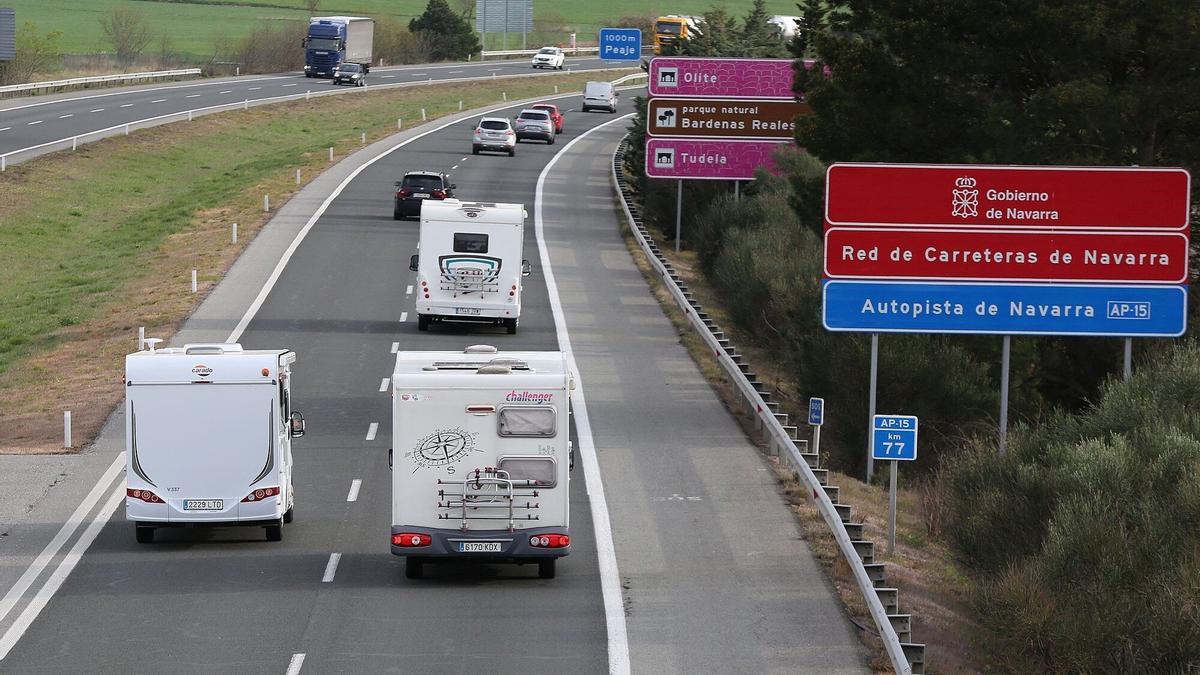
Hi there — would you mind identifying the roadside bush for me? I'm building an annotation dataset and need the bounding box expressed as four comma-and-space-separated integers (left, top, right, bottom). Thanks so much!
238, 21, 305, 74
376, 18, 434, 65
943, 342, 1200, 671
0, 21, 62, 85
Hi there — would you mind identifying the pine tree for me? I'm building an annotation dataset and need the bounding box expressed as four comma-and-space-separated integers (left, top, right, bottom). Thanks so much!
409, 0, 482, 62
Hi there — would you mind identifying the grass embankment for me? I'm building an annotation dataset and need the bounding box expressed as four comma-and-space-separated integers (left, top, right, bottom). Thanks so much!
613, 190, 983, 672
10, 0, 802, 57
0, 70, 627, 453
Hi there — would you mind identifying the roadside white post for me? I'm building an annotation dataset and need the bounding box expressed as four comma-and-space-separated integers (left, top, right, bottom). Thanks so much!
502, 92, 507, 101
306, 90, 311, 101
2, 156, 5, 171
329, 146, 334, 162
64, 411, 72, 449
188, 110, 193, 121
459, 100, 463, 111
554, 85, 559, 94
191, 270, 197, 293
397, 118, 402, 130
232, 223, 238, 243
263, 194, 270, 212
421, 108, 427, 121
361, 131, 366, 145
236, 66, 240, 76
244, 99, 249, 110
378, 58, 383, 67
72, 137, 77, 151
138, 326, 145, 350
125, 123, 130, 135
296, 169, 301, 185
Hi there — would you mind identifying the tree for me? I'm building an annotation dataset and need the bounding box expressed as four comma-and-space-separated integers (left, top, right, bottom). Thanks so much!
0, 22, 62, 85
409, 0, 481, 62
740, 0, 786, 58
678, 9, 740, 57
100, 6, 153, 68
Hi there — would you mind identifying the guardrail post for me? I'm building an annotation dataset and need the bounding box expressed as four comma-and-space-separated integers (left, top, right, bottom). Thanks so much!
64, 411, 72, 449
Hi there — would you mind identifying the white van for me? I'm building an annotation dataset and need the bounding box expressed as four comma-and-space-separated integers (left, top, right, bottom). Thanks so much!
408, 200, 531, 334
582, 80, 618, 113
124, 341, 306, 543
390, 345, 574, 579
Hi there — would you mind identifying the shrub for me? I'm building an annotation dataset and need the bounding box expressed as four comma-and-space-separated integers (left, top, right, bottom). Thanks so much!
238, 21, 305, 74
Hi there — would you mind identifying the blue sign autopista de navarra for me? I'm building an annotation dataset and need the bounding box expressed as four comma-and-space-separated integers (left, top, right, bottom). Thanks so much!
598, 28, 642, 61
823, 280, 1187, 337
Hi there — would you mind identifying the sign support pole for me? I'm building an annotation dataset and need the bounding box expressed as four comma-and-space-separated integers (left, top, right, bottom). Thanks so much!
866, 333, 878, 482
1123, 338, 1133, 381
887, 460, 897, 554
675, 179, 683, 253
999, 335, 1011, 455
733, 180, 740, 202
812, 423, 821, 459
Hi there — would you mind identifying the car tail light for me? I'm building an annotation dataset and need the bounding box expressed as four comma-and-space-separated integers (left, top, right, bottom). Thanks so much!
241, 486, 280, 502
392, 533, 432, 547
397, 188, 412, 198
505, 130, 514, 136
127, 488, 163, 503
431, 189, 446, 199
529, 534, 570, 548
474, 127, 482, 134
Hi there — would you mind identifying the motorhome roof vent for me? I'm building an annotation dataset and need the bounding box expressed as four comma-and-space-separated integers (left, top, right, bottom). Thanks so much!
464, 345, 499, 354
488, 357, 524, 367
476, 365, 511, 375
422, 366, 438, 371
184, 343, 244, 355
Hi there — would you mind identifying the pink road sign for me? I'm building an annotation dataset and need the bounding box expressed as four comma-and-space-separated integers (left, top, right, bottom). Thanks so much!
645, 138, 787, 180
649, 57, 798, 99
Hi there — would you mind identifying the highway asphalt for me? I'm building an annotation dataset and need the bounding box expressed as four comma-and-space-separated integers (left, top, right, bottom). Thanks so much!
0, 56, 626, 163
0, 86, 867, 673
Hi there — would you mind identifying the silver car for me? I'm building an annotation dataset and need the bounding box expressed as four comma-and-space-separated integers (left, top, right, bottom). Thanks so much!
472, 117, 517, 156
513, 109, 555, 145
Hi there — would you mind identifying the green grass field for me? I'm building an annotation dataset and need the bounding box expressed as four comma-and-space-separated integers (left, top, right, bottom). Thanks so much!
9, 0, 801, 57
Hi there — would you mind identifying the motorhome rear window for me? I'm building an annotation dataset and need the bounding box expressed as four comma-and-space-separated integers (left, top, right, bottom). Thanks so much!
498, 456, 557, 487
453, 233, 488, 253
497, 405, 556, 437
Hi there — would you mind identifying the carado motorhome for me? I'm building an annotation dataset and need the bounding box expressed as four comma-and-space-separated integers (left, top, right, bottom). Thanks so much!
408, 200, 531, 334
390, 345, 574, 579
124, 340, 306, 543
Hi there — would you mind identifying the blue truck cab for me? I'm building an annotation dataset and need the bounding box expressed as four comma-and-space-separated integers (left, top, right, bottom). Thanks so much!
304, 16, 375, 78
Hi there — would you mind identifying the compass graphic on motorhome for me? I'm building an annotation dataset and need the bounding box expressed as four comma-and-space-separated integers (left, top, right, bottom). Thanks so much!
407, 427, 479, 473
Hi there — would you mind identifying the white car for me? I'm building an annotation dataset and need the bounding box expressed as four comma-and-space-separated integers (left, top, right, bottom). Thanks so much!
531, 47, 565, 70
472, 117, 517, 156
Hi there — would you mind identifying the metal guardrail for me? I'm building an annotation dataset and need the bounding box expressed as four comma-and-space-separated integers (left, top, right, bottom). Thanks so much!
0, 66, 640, 171
0, 68, 202, 96
481, 45, 653, 58
609, 139, 922, 675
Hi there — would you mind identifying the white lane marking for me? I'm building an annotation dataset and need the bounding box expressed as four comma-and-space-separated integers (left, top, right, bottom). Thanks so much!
219, 90, 232, 94
286, 653, 306, 675
0, 483, 124, 661
185, 94, 201, 98
0, 74, 298, 113
448, 70, 463, 74
405, 285, 413, 295
347, 479, 362, 502
380, 75, 395, 78
379, 378, 389, 393
390, 341, 400, 353
0, 453, 125, 631
89, 108, 104, 113
410, 73, 427, 76
534, 113, 635, 674
460, 157, 469, 161
366, 422, 379, 441
150, 99, 166, 103
451, 164, 458, 170
487, 68, 502, 71
57, 114, 73, 119
399, 312, 408, 322
119, 103, 133, 108
248, 87, 262, 91
225, 95, 603, 343
281, 83, 297, 87
26, 120, 42, 125
321, 553, 342, 582
0, 127, 9, 132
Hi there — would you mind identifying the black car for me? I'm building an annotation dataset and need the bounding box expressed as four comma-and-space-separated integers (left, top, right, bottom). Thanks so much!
332, 62, 365, 86
394, 172, 455, 220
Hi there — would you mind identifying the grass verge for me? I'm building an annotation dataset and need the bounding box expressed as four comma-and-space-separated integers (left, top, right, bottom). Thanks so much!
0, 69, 629, 453
613, 174, 984, 673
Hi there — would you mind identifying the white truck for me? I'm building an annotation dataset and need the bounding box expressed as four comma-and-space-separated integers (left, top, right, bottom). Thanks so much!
408, 200, 531, 334
390, 345, 574, 579
124, 340, 306, 543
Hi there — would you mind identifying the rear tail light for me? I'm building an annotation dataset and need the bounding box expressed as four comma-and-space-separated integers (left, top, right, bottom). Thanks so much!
397, 188, 412, 198
529, 534, 570, 548
474, 127, 482, 134
241, 486, 280, 502
127, 488, 163, 503
505, 130, 514, 136
393, 533, 432, 547
431, 189, 446, 199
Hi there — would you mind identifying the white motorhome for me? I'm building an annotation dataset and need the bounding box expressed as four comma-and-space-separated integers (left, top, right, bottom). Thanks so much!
408, 200, 531, 334
124, 341, 306, 543
768, 15, 802, 39
390, 345, 574, 579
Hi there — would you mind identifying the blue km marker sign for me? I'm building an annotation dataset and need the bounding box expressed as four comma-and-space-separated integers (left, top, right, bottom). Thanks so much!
872, 415, 918, 461
808, 398, 824, 426
598, 28, 642, 61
